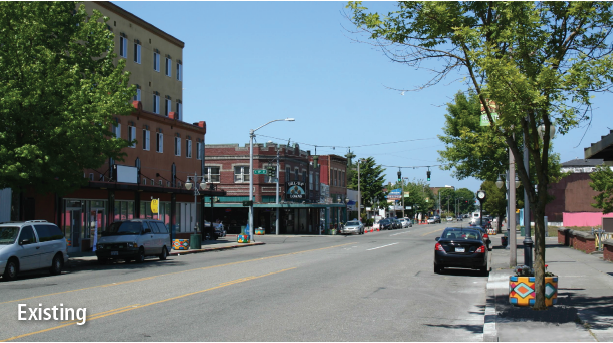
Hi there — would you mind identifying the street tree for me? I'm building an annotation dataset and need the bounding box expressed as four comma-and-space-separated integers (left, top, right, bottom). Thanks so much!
455, 187, 476, 215
400, 179, 435, 219
347, 157, 387, 214
590, 165, 613, 214
0, 2, 135, 196
480, 181, 508, 228
348, 1, 613, 310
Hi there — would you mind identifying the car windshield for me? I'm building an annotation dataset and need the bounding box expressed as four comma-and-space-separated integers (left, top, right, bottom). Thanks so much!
0, 226, 19, 244
441, 229, 481, 240
103, 222, 143, 235
380, 219, 390, 224
346, 221, 360, 226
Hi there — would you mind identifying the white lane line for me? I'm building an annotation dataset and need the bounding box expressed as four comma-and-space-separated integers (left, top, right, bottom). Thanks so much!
367, 242, 399, 251
389, 231, 410, 236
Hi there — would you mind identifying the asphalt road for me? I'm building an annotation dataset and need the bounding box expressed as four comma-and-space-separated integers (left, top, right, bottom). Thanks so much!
0, 222, 490, 342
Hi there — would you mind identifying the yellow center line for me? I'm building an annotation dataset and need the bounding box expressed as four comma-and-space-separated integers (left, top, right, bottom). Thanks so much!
421, 228, 444, 236
0, 242, 352, 306
0, 267, 296, 342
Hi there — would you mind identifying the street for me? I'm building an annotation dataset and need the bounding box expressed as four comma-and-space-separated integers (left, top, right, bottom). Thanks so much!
0, 223, 489, 342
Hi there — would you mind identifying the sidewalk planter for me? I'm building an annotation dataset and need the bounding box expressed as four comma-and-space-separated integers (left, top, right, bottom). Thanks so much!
255, 228, 265, 235
173, 239, 190, 250
509, 276, 558, 307
237, 234, 250, 243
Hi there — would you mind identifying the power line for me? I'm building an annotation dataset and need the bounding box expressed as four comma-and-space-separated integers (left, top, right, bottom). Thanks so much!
256, 134, 438, 150
380, 164, 448, 169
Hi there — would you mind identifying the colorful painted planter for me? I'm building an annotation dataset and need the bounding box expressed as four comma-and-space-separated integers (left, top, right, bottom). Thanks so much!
237, 234, 251, 243
255, 228, 265, 235
509, 276, 558, 307
173, 239, 190, 250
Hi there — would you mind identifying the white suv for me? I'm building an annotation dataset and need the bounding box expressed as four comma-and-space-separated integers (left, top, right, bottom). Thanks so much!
0, 220, 69, 281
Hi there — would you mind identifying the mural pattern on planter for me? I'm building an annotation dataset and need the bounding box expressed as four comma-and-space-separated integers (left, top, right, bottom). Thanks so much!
237, 234, 251, 243
173, 239, 190, 250
509, 276, 558, 306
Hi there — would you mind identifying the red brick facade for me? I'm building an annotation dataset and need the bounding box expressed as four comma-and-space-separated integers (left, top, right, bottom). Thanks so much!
557, 228, 597, 254
603, 240, 613, 262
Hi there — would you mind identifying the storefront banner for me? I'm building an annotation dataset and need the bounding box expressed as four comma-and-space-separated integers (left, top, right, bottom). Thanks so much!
286, 181, 307, 200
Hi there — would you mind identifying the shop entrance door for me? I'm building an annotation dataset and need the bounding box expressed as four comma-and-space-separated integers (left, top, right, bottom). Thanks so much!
69, 208, 82, 249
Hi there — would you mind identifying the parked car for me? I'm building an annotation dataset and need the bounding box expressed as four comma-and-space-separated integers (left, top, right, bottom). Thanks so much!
427, 216, 441, 224
456, 216, 463, 222
434, 227, 491, 275
446, 216, 454, 222
400, 218, 413, 228
96, 219, 170, 264
379, 218, 393, 230
390, 218, 400, 229
340, 220, 364, 235
470, 225, 490, 249
0, 220, 69, 281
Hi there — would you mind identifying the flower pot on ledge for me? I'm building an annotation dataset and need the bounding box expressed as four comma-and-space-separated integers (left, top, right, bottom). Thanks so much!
509, 276, 558, 307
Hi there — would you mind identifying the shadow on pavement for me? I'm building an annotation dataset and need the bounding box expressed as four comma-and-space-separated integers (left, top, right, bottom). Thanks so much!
423, 323, 484, 334
438, 268, 489, 278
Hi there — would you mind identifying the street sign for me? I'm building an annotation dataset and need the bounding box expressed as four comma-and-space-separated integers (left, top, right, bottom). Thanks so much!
242, 200, 253, 206
480, 99, 499, 126
253, 169, 267, 175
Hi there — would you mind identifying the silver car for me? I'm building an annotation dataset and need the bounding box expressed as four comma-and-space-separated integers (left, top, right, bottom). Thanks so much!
340, 220, 364, 235
400, 218, 413, 228
0, 220, 69, 281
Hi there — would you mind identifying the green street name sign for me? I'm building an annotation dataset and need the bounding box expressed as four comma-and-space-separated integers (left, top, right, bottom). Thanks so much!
480, 112, 499, 126
253, 169, 267, 175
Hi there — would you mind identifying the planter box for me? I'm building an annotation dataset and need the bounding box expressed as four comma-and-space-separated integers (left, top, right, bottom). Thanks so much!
173, 239, 190, 250
237, 234, 250, 243
509, 276, 558, 307
255, 229, 265, 235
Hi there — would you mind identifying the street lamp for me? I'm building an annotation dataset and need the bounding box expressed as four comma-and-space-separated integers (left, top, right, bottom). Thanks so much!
249, 118, 294, 241
185, 173, 207, 238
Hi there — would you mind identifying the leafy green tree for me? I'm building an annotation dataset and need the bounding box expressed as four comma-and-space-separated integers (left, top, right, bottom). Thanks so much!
480, 181, 508, 223
399, 179, 435, 218
348, 1, 613, 310
347, 157, 387, 214
0, 2, 135, 195
590, 165, 613, 214
455, 187, 475, 215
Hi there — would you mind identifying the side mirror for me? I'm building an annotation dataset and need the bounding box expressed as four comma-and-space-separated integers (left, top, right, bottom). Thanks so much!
435, 237, 440, 241
19, 239, 30, 245
143, 228, 152, 234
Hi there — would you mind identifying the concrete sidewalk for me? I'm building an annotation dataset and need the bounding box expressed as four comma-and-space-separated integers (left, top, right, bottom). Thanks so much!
66, 236, 265, 270
484, 234, 613, 342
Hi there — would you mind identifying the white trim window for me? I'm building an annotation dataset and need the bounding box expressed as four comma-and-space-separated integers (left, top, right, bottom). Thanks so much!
133, 42, 141, 64
165, 57, 171, 77
285, 166, 291, 181
165, 98, 171, 116
234, 166, 250, 183
119, 36, 127, 58
128, 125, 136, 148
112, 121, 121, 139
153, 52, 160, 72
205, 167, 220, 183
156, 132, 163, 153
176, 102, 182, 121
153, 94, 159, 114
295, 168, 299, 181
196, 141, 203, 160
142, 128, 150, 151
174, 136, 181, 156
176, 62, 182, 81
186, 139, 192, 158
134, 88, 141, 102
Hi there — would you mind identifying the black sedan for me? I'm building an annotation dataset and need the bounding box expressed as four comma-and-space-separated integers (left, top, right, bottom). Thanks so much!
434, 227, 491, 275
379, 218, 393, 230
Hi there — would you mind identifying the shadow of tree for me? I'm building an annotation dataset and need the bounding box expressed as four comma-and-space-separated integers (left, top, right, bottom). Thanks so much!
423, 323, 484, 334
438, 267, 489, 278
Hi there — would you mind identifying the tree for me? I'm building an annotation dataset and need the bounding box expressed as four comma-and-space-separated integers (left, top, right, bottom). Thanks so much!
398, 179, 435, 218
590, 165, 613, 214
348, 1, 613, 310
0, 2, 135, 195
480, 181, 508, 222
347, 157, 387, 213
455, 187, 476, 215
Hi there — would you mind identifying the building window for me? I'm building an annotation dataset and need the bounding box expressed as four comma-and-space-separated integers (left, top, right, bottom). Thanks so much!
153, 94, 159, 114
285, 167, 291, 181
341, 171, 345, 187
186, 139, 192, 158
165, 98, 171, 116
294, 168, 299, 181
133, 42, 141, 64
174, 136, 181, 156
142, 178, 147, 185
165, 57, 171, 77
234, 166, 250, 183
334, 170, 337, 186
316, 174, 319, 191
153, 52, 160, 72
176, 102, 182, 121
196, 142, 203, 160
119, 36, 127, 58
302, 171, 307, 183
128, 125, 136, 148
309, 172, 313, 190
134, 87, 141, 102
205, 167, 220, 183
176, 62, 182, 81
142, 129, 150, 151
112, 121, 120, 139
156, 132, 163, 153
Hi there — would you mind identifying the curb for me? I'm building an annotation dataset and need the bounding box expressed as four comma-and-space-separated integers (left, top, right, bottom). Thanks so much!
170, 242, 265, 255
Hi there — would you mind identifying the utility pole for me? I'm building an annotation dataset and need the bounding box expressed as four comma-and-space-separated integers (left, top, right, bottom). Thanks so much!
275, 147, 280, 235
509, 149, 517, 267
357, 160, 361, 222
523, 117, 533, 267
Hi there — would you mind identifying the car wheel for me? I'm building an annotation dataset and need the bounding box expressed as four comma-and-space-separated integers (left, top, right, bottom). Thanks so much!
49, 254, 63, 275
480, 266, 489, 276
434, 264, 442, 274
97, 257, 107, 265
3, 258, 19, 281
159, 246, 168, 260
135, 248, 145, 263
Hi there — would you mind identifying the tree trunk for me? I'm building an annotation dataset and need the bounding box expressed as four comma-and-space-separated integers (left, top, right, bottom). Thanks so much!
532, 183, 548, 310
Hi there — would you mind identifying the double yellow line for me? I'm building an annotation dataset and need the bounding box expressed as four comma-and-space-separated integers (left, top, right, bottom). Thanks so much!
1, 267, 296, 342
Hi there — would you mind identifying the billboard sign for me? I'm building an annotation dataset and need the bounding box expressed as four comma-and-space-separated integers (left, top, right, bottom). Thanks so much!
386, 188, 402, 200
286, 181, 307, 200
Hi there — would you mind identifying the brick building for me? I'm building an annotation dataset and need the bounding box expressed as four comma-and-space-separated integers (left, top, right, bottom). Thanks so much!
311, 155, 349, 223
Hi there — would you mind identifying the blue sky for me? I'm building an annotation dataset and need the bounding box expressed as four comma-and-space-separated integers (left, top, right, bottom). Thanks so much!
114, 1, 613, 193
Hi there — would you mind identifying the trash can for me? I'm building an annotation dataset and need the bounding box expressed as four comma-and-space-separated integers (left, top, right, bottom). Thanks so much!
501, 236, 508, 247
520, 226, 525, 236
189, 234, 202, 249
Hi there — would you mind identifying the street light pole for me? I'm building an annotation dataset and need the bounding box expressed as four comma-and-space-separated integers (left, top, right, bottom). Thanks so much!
185, 173, 207, 238
357, 159, 361, 221
249, 118, 294, 241
275, 147, 280, 235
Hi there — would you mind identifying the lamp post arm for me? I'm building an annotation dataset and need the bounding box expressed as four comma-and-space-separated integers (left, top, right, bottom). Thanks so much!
253, 119, 288, 133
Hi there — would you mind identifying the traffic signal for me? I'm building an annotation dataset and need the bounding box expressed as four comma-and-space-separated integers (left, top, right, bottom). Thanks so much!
427, 170, 431, 181
397, 170, 401, 182
267, 166, 277, 177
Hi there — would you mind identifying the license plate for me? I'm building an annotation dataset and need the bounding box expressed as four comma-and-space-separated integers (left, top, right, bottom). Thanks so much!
455, 247, 465, 252
111, 251, 118, 256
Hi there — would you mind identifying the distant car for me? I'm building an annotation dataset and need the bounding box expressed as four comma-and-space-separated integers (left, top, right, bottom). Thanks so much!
340, 220, 364, 235
434, 227, 491, 275
379, 218, 393, 230
400, 218, 412, 228
96, 219, 170, 264
392, 218, 402, 229
427, 216, 441, 224
446, 216, 454, 222
456, 216, 463, 222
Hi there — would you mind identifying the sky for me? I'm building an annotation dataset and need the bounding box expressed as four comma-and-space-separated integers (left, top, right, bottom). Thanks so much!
114, 1, 613, 194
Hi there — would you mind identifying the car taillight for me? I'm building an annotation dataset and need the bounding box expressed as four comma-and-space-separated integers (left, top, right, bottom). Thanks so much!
435, 242, 445, 251
483, 233, 489, 239
475, 245, 486, 253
